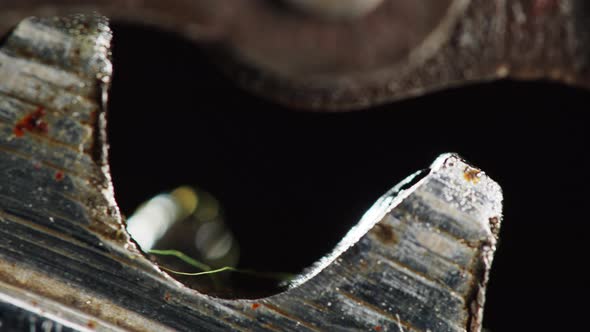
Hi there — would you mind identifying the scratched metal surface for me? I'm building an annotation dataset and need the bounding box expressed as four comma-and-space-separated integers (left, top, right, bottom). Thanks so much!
0, 15, 502, 332
0, 0, 588, 110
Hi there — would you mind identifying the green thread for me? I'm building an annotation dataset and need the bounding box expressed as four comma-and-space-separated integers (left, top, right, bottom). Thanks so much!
149, 249, 294, 281
159, 265, 235, 276
149, 249, 211, 271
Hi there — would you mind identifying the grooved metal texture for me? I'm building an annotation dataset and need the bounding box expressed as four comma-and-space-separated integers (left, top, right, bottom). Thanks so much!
0, 15, 502, 332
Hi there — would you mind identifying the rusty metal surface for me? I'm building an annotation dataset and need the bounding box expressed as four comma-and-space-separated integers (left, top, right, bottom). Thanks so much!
0, 1, 588, 109
0, 15, 503, 331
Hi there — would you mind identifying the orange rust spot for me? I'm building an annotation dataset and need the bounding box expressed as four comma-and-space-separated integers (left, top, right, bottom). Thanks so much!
13, 107, 48, 137
374, 325, 383, 331
87, 320, 97, 329
164, 292, 171, 302
55, 171, 64, 181
251, 303, 261, 310
31, 300, 38, 307
463, 167, 481, 184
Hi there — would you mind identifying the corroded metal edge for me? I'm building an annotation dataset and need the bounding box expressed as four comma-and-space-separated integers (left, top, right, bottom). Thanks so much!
0, 15, 502, 331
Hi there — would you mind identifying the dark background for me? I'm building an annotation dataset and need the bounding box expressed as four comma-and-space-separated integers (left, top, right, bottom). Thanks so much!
107, 24, 589, 331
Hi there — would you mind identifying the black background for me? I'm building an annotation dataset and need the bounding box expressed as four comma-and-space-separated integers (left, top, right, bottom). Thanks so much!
108, 24, 589, 331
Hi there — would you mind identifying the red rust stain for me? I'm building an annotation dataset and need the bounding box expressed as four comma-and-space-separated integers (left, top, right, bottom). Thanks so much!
251, 303, 261, 310
87, 320, 97, 329
374, 325, 383, 331
532, 0, 559, 16
164, 292, 171, 302
13, 107, 49, 137
463, 167, 481, 184
55, 171, 64, 181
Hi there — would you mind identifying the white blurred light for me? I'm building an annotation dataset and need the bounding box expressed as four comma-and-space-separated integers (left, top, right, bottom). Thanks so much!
195, 222, 234, 261
126, 194, 181, 251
